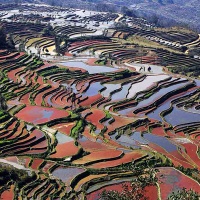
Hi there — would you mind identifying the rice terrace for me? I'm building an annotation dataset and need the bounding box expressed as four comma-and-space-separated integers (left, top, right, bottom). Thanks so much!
0, 1, 200, 200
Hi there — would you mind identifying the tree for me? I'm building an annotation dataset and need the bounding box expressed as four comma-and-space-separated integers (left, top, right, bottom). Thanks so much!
0, 93, 7, 110
60, 35, 69, 50
71, 92, 76, 109
0, 26, 7, 48
42, 24, 54, 37
55, 36, 61, 55
7, 34, 15, 49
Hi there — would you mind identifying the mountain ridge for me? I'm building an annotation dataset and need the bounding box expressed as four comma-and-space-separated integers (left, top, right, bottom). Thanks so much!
0, 0, 199, 31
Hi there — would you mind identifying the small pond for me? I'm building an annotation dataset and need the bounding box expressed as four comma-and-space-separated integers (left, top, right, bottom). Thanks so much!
56, 132, 74, 144
82, 82, 104, 97
58, 61, 116, 74
143, 133, 177, 152
164, 106, 200, 126
52, 167, 85, 182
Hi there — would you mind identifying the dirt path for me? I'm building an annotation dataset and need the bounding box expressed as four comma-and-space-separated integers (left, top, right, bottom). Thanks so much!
0, 158, 28, 170
115, 14, 123, 23
124, 62, 166, 75
182, 34, 200, 55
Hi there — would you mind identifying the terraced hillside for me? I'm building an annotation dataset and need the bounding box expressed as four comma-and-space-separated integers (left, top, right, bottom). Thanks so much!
0, 3, 199, 200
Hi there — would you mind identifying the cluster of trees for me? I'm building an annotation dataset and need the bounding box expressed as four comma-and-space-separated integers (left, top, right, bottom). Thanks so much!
41, 24, 54, 37
0, 163, 36, 188
121, 6, 136, 18
172, 65, 200, 77
176, 166, 200, 183
99, 167, 158, 200
41, 23, 69, 55
168, 188, 199, 200
53, 35, 69, 55
112, 22, 128, 29
0, 26, 15, 49
99, 158, 199, 200
99, 166, 199, 200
